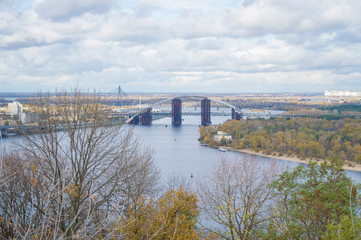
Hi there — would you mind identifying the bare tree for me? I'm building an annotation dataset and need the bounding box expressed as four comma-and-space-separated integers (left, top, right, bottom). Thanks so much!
197, 156, 281, 240
165, 172, 193, 192
0, 89, 159, 239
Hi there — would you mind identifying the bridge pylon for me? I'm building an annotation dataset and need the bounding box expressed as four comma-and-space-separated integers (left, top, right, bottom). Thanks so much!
232, 108, 242, 120
201, 98, 211, 126
140, 108, 152, 125
172, 98, 182, 125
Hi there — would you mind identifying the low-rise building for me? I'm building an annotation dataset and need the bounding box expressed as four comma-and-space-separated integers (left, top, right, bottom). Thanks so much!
214, 131, 232, 142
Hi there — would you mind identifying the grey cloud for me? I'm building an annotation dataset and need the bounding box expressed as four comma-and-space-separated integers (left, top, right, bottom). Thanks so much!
136, 0, 161, 17
66, 60, 110, 74
334, 29, 361, 44
0, 10, 101, 50
221, 1, 351, 41
0, 0, 25, 10
99, 12, 164, 44
185, 38, 223, 50
239, 0, 268, 8
0, 38, 45, 51
167, 9, 220, 39
35, 0, 117, 21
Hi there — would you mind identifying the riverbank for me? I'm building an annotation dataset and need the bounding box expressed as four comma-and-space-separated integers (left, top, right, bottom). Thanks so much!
227, 147, 361, 173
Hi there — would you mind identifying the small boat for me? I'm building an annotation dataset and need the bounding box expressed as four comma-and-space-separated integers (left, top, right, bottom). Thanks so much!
219, 147, 228, 152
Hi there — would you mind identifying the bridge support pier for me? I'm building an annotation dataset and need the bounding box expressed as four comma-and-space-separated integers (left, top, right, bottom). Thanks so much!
140, 108, 152, 125
232, 108, 242, 120
201, 98, 211, 126
172, 98, 182, 125
0, 129, 7, 137
236, 112, 242, 120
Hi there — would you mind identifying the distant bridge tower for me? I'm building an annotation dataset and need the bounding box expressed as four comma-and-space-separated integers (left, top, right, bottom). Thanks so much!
201, 98, 211, 126
172, 98, 182, 126
140, 108, 152, 125
116, 85, 128, 106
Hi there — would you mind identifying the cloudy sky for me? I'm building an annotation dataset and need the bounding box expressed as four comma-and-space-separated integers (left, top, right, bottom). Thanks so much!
0, 0, 360, 93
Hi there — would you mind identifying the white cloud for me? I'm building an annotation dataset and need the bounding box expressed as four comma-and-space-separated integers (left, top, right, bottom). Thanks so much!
0, 0, 360, 92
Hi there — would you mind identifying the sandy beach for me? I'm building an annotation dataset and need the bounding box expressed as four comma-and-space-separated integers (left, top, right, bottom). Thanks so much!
227, 147, 361, 173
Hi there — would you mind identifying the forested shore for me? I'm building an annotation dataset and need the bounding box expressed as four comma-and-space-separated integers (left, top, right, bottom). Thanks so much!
199, 117, 361, 166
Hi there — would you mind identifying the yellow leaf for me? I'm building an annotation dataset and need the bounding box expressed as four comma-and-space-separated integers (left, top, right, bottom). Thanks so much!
31, 165, 38, 172
72, 189, 78, 197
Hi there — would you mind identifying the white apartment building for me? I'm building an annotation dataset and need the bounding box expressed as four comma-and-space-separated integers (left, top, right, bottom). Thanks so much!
7, 101, 23, 116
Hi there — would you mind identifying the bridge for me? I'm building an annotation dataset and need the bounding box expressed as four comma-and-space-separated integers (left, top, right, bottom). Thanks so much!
0, 125, 45, 137
0, 94, 280, 136
123, 96, 243, 126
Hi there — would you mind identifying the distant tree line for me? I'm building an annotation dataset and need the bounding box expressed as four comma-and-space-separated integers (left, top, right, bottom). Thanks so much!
321, 104, 361, 113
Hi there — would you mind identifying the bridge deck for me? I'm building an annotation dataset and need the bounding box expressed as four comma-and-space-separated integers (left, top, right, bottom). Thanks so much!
152, 111, 233, 117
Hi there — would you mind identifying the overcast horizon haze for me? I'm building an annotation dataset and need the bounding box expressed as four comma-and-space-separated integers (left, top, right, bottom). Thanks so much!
0, 0, 360, 93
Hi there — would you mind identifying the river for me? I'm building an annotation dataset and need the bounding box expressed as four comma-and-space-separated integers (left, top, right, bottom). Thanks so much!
132, 109, 361, 184
2, 108, 361, 183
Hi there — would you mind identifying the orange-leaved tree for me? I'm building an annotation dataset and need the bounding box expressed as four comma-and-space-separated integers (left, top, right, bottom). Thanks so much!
116, 187, 202, 239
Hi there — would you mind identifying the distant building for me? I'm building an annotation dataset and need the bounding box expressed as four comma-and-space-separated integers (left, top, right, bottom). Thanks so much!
214, 131, 232, 142
325, 91, 361, 97
7, 101, 23, 116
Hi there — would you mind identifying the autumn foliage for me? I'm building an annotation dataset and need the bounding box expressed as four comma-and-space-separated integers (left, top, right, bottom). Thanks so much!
116, 188, 202, 239
200, 118, 361, 163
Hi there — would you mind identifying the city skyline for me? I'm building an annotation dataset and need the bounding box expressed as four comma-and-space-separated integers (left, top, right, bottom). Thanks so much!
0, 0, 360, 93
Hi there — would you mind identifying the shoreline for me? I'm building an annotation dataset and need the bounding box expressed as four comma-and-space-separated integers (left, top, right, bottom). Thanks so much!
226, 147, 361, 173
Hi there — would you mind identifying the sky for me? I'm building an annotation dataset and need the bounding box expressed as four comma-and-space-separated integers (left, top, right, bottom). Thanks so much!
0, 0, 360, 93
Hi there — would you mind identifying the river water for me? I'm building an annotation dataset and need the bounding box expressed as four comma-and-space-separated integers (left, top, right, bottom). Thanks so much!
132, 109, 361, 184
2, 108, 361, 183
